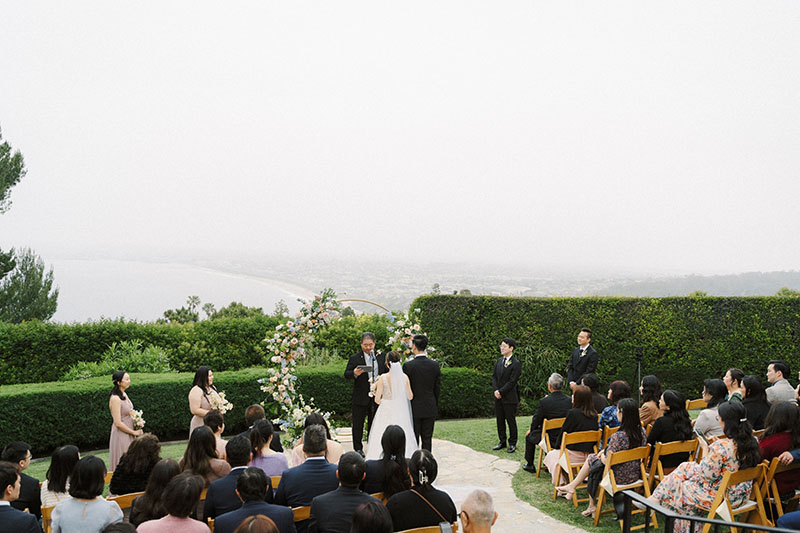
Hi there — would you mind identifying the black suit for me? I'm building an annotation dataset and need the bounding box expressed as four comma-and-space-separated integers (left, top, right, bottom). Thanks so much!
403, 355, 441, 451
274, 457, 339, 533
0, 504, 41, 533
524, 391, 572, 465
492, 355, 522, 446
566, 345, 598, 386
309, 486, 375, 533
215, 500, 296, 533
344, 351, 387, 452
203, 466, 274, 521
10, 473, 40, 519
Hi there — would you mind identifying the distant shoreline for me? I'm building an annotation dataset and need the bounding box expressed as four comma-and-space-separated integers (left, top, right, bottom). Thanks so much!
187, 265, 316, 303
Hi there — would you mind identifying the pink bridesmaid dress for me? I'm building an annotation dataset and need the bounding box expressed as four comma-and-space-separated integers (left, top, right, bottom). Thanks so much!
109, 395, 135, 471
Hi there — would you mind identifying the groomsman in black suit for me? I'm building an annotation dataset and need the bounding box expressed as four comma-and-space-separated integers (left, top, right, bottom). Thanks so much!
403, 334, 441, 451
566, 328, 598, 391
344, 332, 387, 456
492, 338, 522, 453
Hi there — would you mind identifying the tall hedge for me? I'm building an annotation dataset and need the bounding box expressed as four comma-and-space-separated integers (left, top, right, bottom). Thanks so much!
0, 362, 493, 455
412, 295, 800, 395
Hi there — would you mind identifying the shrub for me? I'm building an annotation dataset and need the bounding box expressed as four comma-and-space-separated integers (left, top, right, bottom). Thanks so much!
61, 340, 172, 381
312, 314, 394, 358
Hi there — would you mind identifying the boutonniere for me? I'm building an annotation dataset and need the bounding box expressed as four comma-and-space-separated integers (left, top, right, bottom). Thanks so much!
504, 357, 512, 368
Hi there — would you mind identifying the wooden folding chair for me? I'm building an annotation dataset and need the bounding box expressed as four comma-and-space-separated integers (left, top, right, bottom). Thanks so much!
602, 426, 619, 449
644, 423, 653, 438
552, 429, 601, 507
107, 491, 144, 512
41, 505, 55, 533
761, 457, 800, 524
686, 398, 707, 411
753, 429, 766, 440
293, 505, 311, 522
371, 492, 386, 503
593, 445, 657, 530
270, 475, 281, 490
397, 524, 459, 533
698, 464, 768, 533
647, 439, 698, 491
208, 518, 215, 532
104, 471, 114, 484
536, 417, 566, 478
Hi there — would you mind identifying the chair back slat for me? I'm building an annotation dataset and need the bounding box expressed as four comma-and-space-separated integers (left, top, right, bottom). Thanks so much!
397, 523, 459, 533
42, 505, 55, 533
686, 398, 707, 411
561, 429, 601, 449
293, 505, 311, 522
107, 491, 144, 511
607, 444, 651, 465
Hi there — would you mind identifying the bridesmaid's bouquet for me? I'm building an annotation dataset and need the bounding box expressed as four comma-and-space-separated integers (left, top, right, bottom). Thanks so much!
209, 390, 233, 414
130, 409, 146, 430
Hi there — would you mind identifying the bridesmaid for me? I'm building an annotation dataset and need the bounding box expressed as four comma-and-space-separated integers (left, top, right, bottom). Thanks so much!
109, 371, 143, 471
188, 366, 217, 437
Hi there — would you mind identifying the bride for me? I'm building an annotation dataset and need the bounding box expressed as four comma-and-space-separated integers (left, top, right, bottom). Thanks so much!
366, 351, 418, 460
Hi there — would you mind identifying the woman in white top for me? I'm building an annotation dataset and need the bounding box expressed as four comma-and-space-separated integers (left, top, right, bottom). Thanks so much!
366, 351, 417, 460
51, 456, 123, 533
694, 378, 727, 440
41, 445, 79, 508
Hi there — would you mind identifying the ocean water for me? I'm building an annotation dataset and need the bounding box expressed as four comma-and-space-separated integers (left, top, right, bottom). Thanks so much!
49, 259, 311, 323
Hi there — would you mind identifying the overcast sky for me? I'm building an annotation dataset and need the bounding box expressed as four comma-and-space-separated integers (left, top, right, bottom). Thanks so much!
1, 1, 798, 276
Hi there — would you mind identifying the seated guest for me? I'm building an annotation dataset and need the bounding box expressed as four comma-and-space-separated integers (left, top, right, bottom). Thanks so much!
386, 449, 457, 531
109, 433, 160, 496
723, 368, 745, 402
309, 452, 373, 533
250, 420, 289, 477
599, 381, 631, 429
233, 515, 280, 533
180, 426, 232, 486
214, 468, 294, 533
522, 372, 572, 474
136, 473, 209, 533
742, 375, 770, 430
205, 436, 269, 523
581, 374, 608, 415
778, 509, 800, 530
543, 385, 599, 485
694, 379, 727, 440
274, 425, 338, 533
51, 456, 123, 533
460, 489, 498, 533
759, 402, 800, 499
0, 461, 40, 533
639, 375, 664, 427
204, 410, 227, 461
351, 500, 392, 533
101, 524, 136, 533
361, 425, 411, 498
646, 390, 694, 468
766, 360, 795, 405
41, 445, 79, 508
291, 414, 344, 467
238, 405, 283, 453
130, 458, 181, 527
1, 441, 41, 519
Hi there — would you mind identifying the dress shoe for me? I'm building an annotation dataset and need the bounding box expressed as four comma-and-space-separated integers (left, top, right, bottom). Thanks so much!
521, 463, 536, 474
492, 442, 506, 451
507, 445, 516, 453
355, 449, 365, 458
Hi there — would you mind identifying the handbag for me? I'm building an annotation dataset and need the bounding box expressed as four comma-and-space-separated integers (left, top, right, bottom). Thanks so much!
411, 488, 452, 532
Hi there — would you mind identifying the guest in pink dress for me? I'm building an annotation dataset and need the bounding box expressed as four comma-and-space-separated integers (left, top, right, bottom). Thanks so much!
108, 371, 143, 471
136, 472, 210, 533
188, 366, 217, 438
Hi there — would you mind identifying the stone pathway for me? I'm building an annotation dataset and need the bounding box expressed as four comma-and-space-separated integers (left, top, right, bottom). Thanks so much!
337, 429, 588, 533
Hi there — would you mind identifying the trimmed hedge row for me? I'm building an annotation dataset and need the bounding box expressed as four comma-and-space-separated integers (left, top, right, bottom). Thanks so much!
0, 362, 494, 455
412, 295, 800, 396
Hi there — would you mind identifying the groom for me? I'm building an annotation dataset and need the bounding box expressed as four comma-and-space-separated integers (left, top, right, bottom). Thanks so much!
403, 334, 441, 451
344, 332, 387, 456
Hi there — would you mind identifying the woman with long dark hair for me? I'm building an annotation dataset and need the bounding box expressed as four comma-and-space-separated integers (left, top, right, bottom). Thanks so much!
135, 473, 208, 533
386, 450, 457, 531
129, 458, 181, 526
290, 413, 344, 466
543, 385, 599, 485
646, 390, 694, 468
41, 445, 80, 507
362, 425, 411, 499
109, 434, 161, 496
180, 426, 231, 486
556, 398, 646, 516
639, 375, 663, 427
248, 419, 288, 477
723, 368, 745, 402
599, 380, 631, 429
742, 375, 770, 430
759, 402, 800, 498
109, 371, 143, 471
188, 366, 218, 438
694, 378, 727, 439
649, 401, 761, 533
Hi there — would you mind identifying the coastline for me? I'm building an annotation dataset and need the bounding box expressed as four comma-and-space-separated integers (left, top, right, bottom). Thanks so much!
188, 265, 317, 303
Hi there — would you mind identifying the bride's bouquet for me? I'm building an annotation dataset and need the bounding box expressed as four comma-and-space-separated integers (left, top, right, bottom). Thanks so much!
130, 409, 146, 430
209, 390, 233, 414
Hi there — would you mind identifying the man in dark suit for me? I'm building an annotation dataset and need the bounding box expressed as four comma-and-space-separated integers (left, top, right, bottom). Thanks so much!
214, 467, 295, 533
522, 372, 572, 473
309, 452, 373, 533
274, 425, 339, 533
237, 404, 283, 453
204, 436, 273, 522
0, 461, 41, 533
567, 328, 598, 391
0, 442, 39, 520
344, 332, 387, 456
492, 337, 522, 453
403, 334, 441, 451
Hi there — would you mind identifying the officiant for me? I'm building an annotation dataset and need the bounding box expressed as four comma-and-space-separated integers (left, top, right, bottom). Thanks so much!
344, 332, 387, 457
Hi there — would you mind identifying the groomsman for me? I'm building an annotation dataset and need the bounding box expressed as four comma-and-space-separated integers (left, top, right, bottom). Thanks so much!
492, 338, 522, 453
403, 334, 441, 451
567, 328, 598, 391
344, 332, 387, 456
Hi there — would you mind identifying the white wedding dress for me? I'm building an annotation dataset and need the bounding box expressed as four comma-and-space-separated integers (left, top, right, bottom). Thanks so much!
366, 362, 418, 460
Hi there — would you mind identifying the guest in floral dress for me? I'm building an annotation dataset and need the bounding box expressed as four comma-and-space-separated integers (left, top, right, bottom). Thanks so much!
599, 381, 631, 429
556, 398, 646, 516
649, 401, 761, 533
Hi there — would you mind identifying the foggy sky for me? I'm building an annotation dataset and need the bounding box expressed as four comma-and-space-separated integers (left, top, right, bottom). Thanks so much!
1, 1, 799, 276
